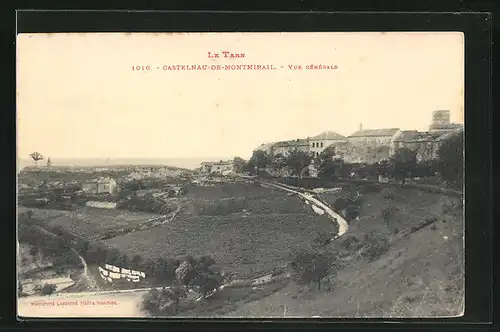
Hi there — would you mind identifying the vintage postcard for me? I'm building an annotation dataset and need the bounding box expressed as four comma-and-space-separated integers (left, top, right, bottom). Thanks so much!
16, 32, 464, 318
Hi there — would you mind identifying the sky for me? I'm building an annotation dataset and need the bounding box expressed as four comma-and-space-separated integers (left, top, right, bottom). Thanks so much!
17, 32, 464, 161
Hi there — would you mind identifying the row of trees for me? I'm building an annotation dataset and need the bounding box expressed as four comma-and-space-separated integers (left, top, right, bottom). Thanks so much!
235, 132, 463, 188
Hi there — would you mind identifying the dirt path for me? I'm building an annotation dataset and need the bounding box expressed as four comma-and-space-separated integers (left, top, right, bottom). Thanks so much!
32, 226, 99, 293
259, 180, 349, 238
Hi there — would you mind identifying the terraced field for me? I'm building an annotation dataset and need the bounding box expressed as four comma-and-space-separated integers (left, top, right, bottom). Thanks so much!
103, 181, 337, 278
18, 206, 159, 240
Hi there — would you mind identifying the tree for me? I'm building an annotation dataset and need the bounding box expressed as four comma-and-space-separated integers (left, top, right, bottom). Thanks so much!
195, 255, 216, 271
290, 248, 333, 290
381, 206, 399, 228
141, 286, 185, 317
175, 260, 197, 285
191, 271, 223, 297
29, 152, 44, 168
388, 148, 417, 184
377, 160, 391, 176
316, 146, 342, 179
249, 150, 272, 175
232, 157, 247, 173
40, 283, 57, 295
269, 153, 287, 172
437, 132, 463, 189
284, 149, 313, 179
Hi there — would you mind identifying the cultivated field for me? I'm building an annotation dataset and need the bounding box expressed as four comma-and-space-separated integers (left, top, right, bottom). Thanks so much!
103, 181, 337, 278
222, 183, 464, 318
18, 206, 159, 240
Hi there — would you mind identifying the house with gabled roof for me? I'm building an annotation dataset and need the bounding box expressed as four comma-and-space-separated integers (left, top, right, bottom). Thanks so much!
82, 177, 117, 194
309, 131, 346, 158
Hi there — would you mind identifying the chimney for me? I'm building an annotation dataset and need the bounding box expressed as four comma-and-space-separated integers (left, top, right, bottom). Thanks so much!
359, 123, 363, 131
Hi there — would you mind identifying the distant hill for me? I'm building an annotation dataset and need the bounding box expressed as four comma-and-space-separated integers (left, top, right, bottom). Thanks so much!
18, 157, 231, 171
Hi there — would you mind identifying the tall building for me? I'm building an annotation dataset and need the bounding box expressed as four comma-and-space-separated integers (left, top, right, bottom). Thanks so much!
428, 110, 463, 133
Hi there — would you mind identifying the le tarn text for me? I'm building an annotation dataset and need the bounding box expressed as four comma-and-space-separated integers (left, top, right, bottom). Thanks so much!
208, 51, 245, 59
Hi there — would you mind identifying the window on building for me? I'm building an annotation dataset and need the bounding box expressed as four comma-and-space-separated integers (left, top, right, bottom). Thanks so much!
312, 142, 315, 148
320, 142, 324, 148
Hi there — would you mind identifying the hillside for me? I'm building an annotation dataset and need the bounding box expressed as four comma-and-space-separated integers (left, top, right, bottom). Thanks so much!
222, 186, 463, 318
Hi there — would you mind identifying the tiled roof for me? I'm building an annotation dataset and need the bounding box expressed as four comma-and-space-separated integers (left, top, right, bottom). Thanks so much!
348, 128, 400, 137
274, 139, 309, 147
310, 131, 345, 140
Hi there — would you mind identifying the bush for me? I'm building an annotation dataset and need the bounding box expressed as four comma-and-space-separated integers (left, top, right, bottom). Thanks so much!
40, 283, 57, 295
360, 232, 390, 261
345, 204, 360, 222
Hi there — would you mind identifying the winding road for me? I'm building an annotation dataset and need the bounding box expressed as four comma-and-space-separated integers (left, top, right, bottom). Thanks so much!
22, 178, 348, 303
258, 179, 349, 238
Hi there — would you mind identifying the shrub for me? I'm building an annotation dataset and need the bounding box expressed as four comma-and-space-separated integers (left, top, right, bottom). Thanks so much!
345, 204, 360, 222
40, 283, 57, 295
360, 232, 390, 261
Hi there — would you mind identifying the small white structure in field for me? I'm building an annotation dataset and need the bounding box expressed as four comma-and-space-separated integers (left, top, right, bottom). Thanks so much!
85, 201, 117, 209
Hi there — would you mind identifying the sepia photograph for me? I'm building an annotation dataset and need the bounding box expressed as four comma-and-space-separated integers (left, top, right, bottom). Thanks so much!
16, 32, 464, 318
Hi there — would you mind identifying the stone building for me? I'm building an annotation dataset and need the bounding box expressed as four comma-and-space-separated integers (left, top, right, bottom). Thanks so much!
82, 177, 117, 194
200, 160, 235, 176
346, 127, 402, 164
271, 138, 310, 156
308, 131, 346, 158
393, 130, 442, 162
428, 110, 464, 133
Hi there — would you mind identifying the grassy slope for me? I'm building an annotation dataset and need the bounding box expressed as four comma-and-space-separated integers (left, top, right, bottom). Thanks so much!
223, 186, 464, 318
